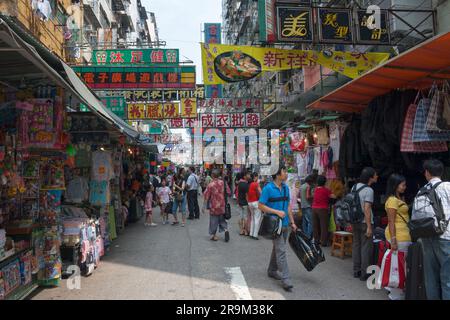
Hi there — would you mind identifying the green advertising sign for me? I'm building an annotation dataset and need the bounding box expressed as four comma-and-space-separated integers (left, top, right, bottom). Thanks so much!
147, 121, 163, 134
80, 96, 126, 119
93, 49, 180, 65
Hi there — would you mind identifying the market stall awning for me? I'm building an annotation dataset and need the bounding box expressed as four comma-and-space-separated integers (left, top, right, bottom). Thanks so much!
307, 32, 450, 113
0, 16, 140, 140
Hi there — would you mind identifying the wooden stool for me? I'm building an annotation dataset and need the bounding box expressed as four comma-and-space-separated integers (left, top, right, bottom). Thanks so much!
331, 231, 353, 259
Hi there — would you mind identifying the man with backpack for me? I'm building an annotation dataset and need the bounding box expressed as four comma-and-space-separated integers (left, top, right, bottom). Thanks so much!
412, 159, 450, 300
350, 167, 378, 281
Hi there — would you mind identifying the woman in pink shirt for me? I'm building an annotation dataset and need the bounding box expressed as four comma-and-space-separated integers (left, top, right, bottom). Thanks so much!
144, 185, 157, 227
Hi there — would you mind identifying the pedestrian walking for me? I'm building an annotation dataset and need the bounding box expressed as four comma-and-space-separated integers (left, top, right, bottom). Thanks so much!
144, 185, 157, 227
413, 159, 450, 300
186, 167, 201, 219
248, 172, 262, 239
299, 175, 315, 239
352, 167, 378, 281
237, 171, 251, 236
172, 169, 187, 227
258, 165, 298, 292
157, 179, 172, 225
384, 173, 411, 300
312, 175, 336, 247
204, 169, 231, 242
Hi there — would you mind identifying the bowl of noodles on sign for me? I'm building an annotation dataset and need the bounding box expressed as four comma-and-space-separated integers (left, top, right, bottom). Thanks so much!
214, 51, 262, 82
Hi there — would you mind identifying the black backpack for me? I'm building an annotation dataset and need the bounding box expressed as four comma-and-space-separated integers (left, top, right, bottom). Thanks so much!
341, 184, 369, 224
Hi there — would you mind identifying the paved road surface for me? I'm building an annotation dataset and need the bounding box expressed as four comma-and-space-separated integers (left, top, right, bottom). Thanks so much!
31, 198, 387, 300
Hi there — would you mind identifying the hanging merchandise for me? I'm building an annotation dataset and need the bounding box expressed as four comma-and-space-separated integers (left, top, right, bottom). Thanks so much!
438, 82, 450, 130
91, 151, 114, 182
413, 94, 450, 142
401, 93, 448, 153
316, 127, 329, 145
425, 83, 450, 132
289, 132, 306, 152
296, 152, 308, 179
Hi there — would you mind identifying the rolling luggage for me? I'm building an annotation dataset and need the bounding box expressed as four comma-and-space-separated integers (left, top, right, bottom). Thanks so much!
405, 241, 427, 300
288, 229, 325, 272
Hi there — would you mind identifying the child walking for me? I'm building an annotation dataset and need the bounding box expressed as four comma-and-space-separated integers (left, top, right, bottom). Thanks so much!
157, 179, 172, 225
144, 185, 157, 227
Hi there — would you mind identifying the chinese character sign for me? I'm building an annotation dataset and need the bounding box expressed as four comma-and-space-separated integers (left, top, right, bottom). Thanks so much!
201, 43, 389, 84
72, 66, 196, 89
180, 98, 198, 118
93, 49, 180, 65
318, 9, 353, 43
357, 10, 390, 44
204, 23, 222, 44
277, 7, 313, 42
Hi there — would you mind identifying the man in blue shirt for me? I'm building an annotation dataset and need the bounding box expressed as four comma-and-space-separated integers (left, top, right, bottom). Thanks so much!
258, 165, 298, 292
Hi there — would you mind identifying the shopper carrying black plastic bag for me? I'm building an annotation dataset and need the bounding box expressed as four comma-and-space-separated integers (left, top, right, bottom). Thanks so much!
289, 229, 325, 271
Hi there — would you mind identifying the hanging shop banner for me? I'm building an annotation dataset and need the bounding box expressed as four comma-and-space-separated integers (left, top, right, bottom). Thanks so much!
204, 23, 222, 44
200, 113, 260, 128
162, 102, 180, 118
95, 86, 205, 102
93, 49, 179, 65
258, 0, 276, 43
204, 23, 223, 98
356, 10, 390, 44
72, 66, 196, 89
317, 8, 353, 43
80, 96, 126, 118
197, 98, 263, 111
126, 100, 198, 120
201, 43, 390, 84
169, 118, 199, 129
180, 98, 197, 118
276, 6, 313, 42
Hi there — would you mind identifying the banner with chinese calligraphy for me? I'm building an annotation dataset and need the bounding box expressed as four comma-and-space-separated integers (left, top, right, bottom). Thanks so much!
277, 6, 313, 42
72, 66, 196, 89
197, 98, 263, 112
180, 98, 197, 118
95, 86, 205, 102
169, 118, 199, 129
93, 49, 179, 65
201, 43, 389, 84
356, 10, 390, 44
204, 23, 222, 44
318, 9, 353, 43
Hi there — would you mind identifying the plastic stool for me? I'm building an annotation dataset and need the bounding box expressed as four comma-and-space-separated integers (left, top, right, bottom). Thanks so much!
331, 231, 353, 259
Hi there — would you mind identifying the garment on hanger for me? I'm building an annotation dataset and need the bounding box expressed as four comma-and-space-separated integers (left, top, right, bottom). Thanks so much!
91, 151, 114, 181
317, 127, 329, 145
296, 152, 308, 178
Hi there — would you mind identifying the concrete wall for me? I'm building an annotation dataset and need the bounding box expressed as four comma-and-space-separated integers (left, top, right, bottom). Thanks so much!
0, 0, 72, 59
434, 0, 450, 33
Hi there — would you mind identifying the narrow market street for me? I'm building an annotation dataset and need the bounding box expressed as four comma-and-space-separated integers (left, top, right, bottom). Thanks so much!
31, 200, 386, 300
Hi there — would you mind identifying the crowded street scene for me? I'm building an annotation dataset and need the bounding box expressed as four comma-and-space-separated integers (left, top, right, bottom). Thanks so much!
0, 0, 449, 305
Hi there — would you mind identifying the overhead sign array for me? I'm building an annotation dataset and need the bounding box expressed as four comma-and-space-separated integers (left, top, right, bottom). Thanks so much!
259, 1, 391, 45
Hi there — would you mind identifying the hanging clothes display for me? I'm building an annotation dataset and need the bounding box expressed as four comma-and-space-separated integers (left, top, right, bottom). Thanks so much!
91, 151, 114, 181
296, 152, 308, 178
316, 127, 329, 145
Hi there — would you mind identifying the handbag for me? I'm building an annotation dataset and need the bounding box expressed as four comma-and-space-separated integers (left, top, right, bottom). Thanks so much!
259, 214, 282, 240
437, 81, 450, 130
376, 250, 406, 289
224, 179, 231, 220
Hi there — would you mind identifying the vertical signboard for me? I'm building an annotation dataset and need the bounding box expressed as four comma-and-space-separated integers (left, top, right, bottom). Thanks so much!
356, 10, 390, 44
204, 23, 223, 98
277, 6, 313, 42
317, 8, 353, 44
258, 0, 276, 43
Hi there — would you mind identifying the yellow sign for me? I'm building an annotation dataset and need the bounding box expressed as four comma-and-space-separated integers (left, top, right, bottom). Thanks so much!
201, 43, 389, 85
127, 103, 146, 120
180, 98, 197, 118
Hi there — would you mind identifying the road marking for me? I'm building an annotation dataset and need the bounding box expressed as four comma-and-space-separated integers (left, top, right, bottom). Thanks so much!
224, 267, 253, 300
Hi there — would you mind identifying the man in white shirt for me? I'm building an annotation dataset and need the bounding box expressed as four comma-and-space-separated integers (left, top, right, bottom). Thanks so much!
186, 167, 200, 220
417, 159, 450, 300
